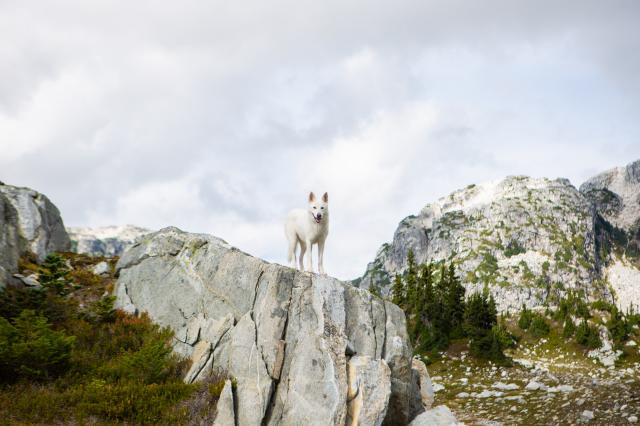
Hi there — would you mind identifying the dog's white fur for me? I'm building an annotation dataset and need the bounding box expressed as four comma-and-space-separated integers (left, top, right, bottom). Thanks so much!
285, 192, 329, 274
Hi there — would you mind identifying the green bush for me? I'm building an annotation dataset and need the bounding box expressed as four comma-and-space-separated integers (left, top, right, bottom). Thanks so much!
591, 300, 616, 313
529, 314, 550, 337
575, 319, 602, 349
468, 327, 510, 364
40, 254, 71, 295
504, 241, 526, 258
0, 310, 75, 380
575, 299, 591, 319
492, 323, 516, 349
562, 317, 575, 338
606, 308, 629, 345
100, 337, 177, 385
76, 379, 194, 423
518, 306, 533, 330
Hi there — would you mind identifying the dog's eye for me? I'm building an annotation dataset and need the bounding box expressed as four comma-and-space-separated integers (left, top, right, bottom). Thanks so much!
313, 207, 316, 209
321, 207, 324, 209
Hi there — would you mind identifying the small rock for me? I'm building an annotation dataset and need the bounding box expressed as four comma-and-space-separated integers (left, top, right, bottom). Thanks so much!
629, 416, 638, 423
493, 382, 519, 391
92, 261, 110, 276
12, 273, 41, 288
582, 410, 595, 421
432, 383, 445, 393
525, 380, 547, 391
626, 341, 637, 347
476, 390, 503, 398
577, 398, 586, 406
457, 392, 470, 398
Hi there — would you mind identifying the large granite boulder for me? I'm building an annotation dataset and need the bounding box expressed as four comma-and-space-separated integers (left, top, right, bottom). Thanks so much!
0, 183, 70, 285
115, 227, 425, 425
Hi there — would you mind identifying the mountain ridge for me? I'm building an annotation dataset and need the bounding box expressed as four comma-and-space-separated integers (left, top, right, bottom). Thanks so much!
356, 160, 640, 312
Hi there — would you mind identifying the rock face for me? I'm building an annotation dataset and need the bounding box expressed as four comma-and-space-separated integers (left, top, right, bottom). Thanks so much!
67, 225, 151, 257
0, 183, 70, 285
356, 176, 602, 312
114, 227, 425, 425
580, 159, 640, 311
580, 159, 640, 232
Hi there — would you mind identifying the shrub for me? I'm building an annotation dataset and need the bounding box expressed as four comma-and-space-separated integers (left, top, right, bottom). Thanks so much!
529, 314, 550, 337
606, 308, 629, 345
518, 306, 533, 330
562, 317, 575, 338
100, 338, 177, 385
591, 300, 616, 313
492, 323, 516, 349
575, 299, 591, 319
88, 295, 117, 323
468, 327, 510, 364
76, 379, 195, 423
575, 320, 602, 349
504, 241, 526, 257
0, 310, 75, 381
40, 254, 71, 295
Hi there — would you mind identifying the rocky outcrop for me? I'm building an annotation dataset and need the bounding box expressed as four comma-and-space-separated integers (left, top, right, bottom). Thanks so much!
0, 183, 70, 285
114, 227, 426, 425
356, 176, 602, 312
67, 225, 151, 257
580, 159, 640, 232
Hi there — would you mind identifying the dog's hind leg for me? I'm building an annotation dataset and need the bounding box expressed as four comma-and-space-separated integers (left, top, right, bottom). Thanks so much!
298, 239, 306, 271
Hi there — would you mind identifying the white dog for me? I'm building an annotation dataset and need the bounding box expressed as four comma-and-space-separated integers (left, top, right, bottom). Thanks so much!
285, 192, 329, 274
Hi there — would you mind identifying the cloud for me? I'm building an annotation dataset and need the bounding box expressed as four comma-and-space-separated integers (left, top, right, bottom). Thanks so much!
1, 0, 639, 279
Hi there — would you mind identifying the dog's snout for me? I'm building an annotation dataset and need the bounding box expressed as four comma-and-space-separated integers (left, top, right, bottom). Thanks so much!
317, 214, 322, 219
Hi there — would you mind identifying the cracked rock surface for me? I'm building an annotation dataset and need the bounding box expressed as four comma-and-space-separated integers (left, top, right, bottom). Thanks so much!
115, 227, 425, 425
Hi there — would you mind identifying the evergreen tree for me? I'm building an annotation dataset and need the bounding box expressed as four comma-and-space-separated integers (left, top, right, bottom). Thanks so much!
562, 316, 575, 338
445, 263, 466, 339
405, 250, 418, 313
518, 305, 533, 330
391, 274, 405, 308
606, 307, 629, 345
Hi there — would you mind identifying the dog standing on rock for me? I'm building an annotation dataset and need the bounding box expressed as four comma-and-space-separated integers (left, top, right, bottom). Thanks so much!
285, 192, 329, 274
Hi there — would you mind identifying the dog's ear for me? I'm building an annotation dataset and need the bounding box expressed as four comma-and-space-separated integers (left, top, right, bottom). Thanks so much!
322, 192, 328, 202
309, 192, 316, 202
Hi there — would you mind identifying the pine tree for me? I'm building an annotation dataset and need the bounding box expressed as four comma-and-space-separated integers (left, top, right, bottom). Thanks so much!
562, 316, 575, 338
391, 274, 405, 308
444, 263, 466, 339
405, 250, 418, 314
606, 307, 629, 345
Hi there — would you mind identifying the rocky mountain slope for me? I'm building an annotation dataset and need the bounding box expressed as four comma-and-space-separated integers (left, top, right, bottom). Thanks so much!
67, 225, 151, 257
356, 160, 640, 313
580, 160, 640, 313
0, 182, 70, 285
114, 227, 438, 425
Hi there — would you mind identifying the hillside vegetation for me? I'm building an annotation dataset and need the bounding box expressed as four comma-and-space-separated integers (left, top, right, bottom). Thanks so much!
0, 252, 229, 425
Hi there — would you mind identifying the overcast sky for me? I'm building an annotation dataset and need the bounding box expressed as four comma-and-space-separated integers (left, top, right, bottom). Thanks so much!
1, 1, 639, 280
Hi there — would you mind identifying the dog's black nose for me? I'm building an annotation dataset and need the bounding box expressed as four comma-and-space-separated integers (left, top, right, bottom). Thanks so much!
317, 214, 322, 219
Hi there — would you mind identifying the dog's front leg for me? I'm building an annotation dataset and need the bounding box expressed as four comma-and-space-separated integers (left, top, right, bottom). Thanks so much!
318, 239, 325, 275
305, 240, 313, 272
